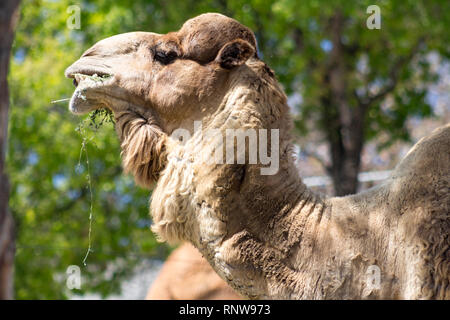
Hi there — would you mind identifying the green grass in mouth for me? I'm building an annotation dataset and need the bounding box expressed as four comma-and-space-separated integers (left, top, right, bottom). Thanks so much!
74, 73, 112, 82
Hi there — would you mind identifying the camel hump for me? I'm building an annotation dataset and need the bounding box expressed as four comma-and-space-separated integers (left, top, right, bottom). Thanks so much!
386, 124, 450, 299
385, 124, 450, 222
392, 124, 450, 179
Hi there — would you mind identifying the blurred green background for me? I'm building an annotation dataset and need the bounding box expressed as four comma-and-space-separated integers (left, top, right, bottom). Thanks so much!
8, 0, 449, 299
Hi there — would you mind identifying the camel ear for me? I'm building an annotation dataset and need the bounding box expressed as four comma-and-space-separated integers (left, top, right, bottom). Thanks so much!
216, 39, 255, 69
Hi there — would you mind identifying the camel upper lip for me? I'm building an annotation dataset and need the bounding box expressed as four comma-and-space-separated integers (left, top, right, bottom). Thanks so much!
65, 69, 111, 79
65, 62, 112, 82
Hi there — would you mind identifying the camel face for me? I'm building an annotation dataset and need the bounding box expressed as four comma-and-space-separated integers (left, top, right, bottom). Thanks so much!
65, 30, 206, 118
65, 13, 256, 131
65, 32, 158, 115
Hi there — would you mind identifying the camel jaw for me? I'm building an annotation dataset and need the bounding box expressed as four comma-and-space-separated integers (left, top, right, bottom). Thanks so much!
65, 66, 114, 115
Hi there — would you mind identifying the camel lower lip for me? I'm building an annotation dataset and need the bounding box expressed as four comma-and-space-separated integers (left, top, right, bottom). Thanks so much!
69, 87, 89, 114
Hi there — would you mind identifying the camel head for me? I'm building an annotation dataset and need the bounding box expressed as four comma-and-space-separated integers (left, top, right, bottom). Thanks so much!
65, 13, 256, 125
65, 13, 258, 187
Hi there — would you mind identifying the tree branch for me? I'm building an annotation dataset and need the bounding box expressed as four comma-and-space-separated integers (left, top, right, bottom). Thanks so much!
357, 37, 425, 110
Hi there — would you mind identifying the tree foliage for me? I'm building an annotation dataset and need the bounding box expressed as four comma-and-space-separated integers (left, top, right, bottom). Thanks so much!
8, 0, 449, 298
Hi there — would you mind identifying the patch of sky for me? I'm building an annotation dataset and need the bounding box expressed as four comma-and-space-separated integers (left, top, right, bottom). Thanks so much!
320, 39, 333, 52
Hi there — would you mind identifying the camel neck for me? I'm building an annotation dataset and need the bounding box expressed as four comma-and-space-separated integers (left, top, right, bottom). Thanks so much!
195, 145, 328, 299
150, 75, 330, 298
205, 185, 327, 299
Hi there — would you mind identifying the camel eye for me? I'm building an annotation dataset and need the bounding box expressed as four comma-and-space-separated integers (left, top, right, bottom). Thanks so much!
154, 50, 177, 65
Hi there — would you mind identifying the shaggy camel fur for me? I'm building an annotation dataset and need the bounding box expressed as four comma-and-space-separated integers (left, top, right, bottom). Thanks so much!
65, 13, 450, 299
146, 243, 241, 300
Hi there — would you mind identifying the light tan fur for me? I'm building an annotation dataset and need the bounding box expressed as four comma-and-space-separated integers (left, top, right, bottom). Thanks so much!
66, 13, 450, 299
146, 243, 241, 300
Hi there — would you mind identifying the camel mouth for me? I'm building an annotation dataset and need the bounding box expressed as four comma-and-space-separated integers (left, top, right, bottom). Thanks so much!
71, 72, 112, 88
71, 72, 112, 87
65, 70, 114, 115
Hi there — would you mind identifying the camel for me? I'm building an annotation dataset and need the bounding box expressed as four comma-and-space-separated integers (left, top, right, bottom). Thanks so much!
65, 13, 450, 299
146, 243, 241, 300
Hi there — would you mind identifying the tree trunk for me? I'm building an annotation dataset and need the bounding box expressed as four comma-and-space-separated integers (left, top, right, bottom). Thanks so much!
0, 0, 21, 300
321, 12, 365, 196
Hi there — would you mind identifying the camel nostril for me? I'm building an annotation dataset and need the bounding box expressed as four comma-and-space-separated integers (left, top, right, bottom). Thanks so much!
73, 78, 78, 87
